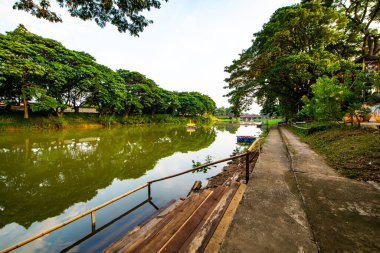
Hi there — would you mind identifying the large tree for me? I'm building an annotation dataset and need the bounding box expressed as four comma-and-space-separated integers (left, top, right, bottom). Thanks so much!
0, 26, 217, 119
13, 0, 168, 35
225, 2, 350, 119
0, 25, 47, 118
304, 0, 380, 56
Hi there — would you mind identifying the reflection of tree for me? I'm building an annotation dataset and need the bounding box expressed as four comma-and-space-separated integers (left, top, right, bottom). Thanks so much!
0, 126, 216, 229
214, 123, 239, 134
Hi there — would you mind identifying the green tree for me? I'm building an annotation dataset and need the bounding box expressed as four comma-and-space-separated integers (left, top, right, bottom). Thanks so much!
225, 2, 349, 119
13, 0, 168, 35
85, 64, 126, 115
0, 25, 47, 118
302, 61, 379, 123
1, 25, 217, 121
307, 0, 380, 56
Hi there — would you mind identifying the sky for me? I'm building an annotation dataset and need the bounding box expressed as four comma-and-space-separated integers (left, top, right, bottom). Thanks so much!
0, 0, 300, 114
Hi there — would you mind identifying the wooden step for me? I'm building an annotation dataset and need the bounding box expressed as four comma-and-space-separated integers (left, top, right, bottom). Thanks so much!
178, 182, 241, 253
103, 199, 184, 253
128, 189, 215, 253
106, 189, 212, 253
104, 183, 242, 253
154, 186, 228, 253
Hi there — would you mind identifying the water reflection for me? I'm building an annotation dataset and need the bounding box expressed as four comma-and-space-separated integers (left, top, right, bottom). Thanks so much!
0, 124, 262, 252
0, 126, 216, 229
213, 123, 240, 134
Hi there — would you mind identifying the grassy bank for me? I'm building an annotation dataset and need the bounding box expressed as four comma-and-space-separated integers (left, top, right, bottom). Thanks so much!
262, 118, 283, 126
291, 125, 380, 182
0, 111, 213, 130
214, 116, 240, 123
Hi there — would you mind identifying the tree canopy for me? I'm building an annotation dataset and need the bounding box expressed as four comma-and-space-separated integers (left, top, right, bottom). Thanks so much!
12, 0, 168, 35
0, 25, 216, 119
225, 1, 380, 120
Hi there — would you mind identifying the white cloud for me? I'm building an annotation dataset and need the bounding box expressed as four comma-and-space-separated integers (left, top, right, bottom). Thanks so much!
0, 0, 299, 114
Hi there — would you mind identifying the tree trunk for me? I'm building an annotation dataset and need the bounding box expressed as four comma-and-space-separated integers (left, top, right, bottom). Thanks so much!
22, 67, 29, 119
124, 106, 131, 118
56, 109, 64, 118
23, 91, 29, 119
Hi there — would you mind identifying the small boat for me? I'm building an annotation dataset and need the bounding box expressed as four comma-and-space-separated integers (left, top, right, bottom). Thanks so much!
237, 136, 256, 143
254, 122, 263, 126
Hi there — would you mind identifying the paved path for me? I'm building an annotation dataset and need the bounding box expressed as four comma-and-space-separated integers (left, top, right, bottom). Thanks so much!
221, 126, 380, 253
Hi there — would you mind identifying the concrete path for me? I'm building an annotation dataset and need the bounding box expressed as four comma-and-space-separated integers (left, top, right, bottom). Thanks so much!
221, 126, 380, 253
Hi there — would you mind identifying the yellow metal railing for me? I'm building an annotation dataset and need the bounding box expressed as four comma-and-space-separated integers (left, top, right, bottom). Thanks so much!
0, 139, 262, 253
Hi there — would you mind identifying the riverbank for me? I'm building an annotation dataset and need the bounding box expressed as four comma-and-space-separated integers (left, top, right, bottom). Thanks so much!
0, 112, 213, 130
290, 125, 380, 182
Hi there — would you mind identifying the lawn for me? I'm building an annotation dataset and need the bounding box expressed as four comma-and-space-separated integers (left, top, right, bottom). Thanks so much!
294, 126, 380, 182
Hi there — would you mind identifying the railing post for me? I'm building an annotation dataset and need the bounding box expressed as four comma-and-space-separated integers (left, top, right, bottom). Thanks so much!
245, 152, 250, 183
91, 212, 96, 232
148, 183, 151, 199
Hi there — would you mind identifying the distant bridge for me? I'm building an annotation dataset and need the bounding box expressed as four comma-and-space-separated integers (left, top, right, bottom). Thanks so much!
220, 114, 264, 121
240, 115, 263, 121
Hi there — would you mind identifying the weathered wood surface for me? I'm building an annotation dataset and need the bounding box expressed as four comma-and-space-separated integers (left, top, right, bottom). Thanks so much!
104, 183, 242, 253
178, 182, 240, 253
204, 183, 246, 253
103, 199, 184, 253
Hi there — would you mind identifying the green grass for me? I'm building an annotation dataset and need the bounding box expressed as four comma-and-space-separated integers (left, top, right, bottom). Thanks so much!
215, 116, 240, 122
291, 121, 338, 136
261, 118, 284, 126
292, 125, 380, 182
0, 111, 213, 130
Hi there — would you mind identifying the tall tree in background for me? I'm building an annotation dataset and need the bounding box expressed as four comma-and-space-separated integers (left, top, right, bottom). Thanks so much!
225, 2, 349, 119
0, 25, 46, 119
12, 0, 168, 35
304, 0, 380, 56
0, 25, 217, 119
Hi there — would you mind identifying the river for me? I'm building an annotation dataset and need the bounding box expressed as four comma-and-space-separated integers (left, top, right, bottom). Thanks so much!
0, 124, 261, 252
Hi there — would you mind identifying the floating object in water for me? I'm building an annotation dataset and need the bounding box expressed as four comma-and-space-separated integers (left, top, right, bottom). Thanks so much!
186, 120, 196, 129
186, 120, 196, 134
237, 136, 256, 143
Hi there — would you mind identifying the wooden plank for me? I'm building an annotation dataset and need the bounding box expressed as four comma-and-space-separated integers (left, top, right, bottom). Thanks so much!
124, 190, 213, 253
204, 183, 247, 253
179, 182, 240, 253
157, 186, 228, 253
103, 199, 183, 253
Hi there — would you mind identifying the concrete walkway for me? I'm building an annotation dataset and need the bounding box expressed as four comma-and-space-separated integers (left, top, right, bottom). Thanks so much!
221, 126, 380, 253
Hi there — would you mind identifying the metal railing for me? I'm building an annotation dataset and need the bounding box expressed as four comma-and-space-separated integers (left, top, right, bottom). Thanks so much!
0, 139, 262, 253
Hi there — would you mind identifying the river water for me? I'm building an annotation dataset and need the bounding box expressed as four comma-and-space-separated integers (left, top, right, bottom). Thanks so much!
0, 124, 261, 252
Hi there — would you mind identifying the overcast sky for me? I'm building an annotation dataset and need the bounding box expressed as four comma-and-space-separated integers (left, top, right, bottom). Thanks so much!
0, 0, 299, 114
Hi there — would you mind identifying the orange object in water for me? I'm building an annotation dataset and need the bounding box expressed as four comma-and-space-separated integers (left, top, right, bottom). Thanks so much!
376, 116, 380, 123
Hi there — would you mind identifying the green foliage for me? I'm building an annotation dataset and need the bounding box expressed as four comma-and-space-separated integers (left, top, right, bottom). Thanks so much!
301, 62, 378, 121
214, 106, 233, 116
225, 0, 380, 119
192, 155, 215, 174
225, 2, 350, 119
0, 25, 216, 122
315, 0, 380, 56
12, 0, 168, 35
301, 76, 348, 120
